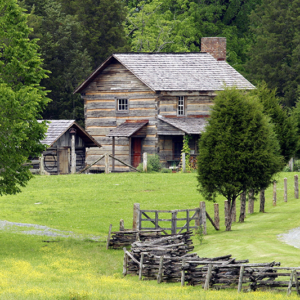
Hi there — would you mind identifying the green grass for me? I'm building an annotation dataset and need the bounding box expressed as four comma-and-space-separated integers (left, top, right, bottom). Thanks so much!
0, 172, 299, 299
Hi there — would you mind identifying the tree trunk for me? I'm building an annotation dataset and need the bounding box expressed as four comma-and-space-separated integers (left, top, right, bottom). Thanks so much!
225, 198, 235, 231
239, 191, 246, 223
248, 189, 254, 214
259, 189, 265, 213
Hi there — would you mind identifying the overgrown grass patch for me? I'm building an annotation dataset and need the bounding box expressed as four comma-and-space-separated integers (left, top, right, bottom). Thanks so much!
0, 172, 299, 298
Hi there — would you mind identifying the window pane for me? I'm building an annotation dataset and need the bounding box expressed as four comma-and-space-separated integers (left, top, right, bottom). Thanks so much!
118, 99, 128, 111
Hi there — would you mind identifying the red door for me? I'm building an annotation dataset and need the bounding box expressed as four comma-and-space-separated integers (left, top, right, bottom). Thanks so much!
132, 138, 142, 167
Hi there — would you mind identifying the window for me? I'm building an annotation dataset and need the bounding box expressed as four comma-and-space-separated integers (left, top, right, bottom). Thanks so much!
117, 98, 128, 111
177, 96, 184, 116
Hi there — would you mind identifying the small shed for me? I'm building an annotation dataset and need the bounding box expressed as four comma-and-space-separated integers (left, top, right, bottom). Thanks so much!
31, 120, 101, 175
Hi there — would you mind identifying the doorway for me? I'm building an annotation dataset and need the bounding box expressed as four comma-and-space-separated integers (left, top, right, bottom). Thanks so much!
58, 147, 69, 174
131, 138, 142, 168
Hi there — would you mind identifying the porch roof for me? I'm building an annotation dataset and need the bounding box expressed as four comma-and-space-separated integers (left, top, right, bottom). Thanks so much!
158, 116, 208, 135
106, 121, 148, 137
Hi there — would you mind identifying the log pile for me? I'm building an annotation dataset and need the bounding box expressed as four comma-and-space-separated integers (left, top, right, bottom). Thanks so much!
108, 229, 164, 249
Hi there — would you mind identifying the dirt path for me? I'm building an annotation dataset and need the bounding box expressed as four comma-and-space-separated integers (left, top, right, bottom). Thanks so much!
278, 227, 300, 249
0, 220, 100, 240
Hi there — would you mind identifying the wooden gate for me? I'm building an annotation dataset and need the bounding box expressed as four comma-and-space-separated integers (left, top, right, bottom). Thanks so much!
132, 203, 207, 235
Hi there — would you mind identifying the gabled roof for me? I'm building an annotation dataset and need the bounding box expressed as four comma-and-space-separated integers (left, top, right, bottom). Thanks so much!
158, 116, 208, 135
74, 53, 255, 93
39, 120, 101, 148
107, 121, 148, 137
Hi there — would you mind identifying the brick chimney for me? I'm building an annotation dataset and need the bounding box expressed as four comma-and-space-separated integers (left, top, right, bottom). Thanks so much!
201, 37, 226, 61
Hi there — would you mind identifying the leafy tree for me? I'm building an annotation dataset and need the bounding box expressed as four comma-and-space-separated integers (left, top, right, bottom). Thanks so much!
125, 0, 260, 68
197, 88, 283, 231
0, 0, 49, 195
251, 83, 299, 163
246, 0, 300, 106
20, 0, 92, 124
59, 0, 130, 69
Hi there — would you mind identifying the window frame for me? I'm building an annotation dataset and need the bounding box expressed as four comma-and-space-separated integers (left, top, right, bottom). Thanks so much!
177, 96, 185, 116
116, 98, 129, 113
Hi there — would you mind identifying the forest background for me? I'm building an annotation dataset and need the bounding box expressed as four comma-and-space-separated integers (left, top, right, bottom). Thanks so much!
18, 0, 300, 126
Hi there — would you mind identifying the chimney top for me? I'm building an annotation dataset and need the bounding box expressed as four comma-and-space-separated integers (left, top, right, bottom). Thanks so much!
201, 37, 226, 61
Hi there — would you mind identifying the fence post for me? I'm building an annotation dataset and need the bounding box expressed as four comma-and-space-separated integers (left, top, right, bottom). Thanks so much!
120, 219, 124, 231
238, 265, 244, 292
172, 211, 177, 234
200, 201, 207, 235
157, 256, 164, 283
122, 248, 128, 276
139, 252, 144, 280
133, 203, 140, 230
181, 259, 185, 287
106, 224, 112, 250
284, 178, 288, 202
295, 175, 299, 199
143, 152, 147, 172
182, 153, 186, 173
204, 264, 213, 290
105, 153, 109, 174
273, 181, 277, 206
39, 155, 45, 175
214, 203, 220, 230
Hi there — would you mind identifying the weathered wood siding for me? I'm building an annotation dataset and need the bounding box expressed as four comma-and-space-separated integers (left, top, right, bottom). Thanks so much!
82, 59, 158, 171
159, 91, 214, 117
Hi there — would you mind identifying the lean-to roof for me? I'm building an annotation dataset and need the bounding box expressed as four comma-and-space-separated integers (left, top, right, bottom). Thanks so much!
39, 120, 101, 148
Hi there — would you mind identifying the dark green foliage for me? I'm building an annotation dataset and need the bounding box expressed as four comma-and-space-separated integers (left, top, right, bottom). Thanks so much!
20, 0, 92, 125
197, 88, 283, 230
59, 0, 130, 69
246, 0, 300, 106
0, 0, 49, 195
148, 154, 162, 172
251, 83, 299, 163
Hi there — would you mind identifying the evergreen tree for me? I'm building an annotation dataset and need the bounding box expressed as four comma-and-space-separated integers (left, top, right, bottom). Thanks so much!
59, 0, 130, 69
251, 83, 299, 163
197, 88, 283, 231
246, 0, 300, 106
21, 0, 93, 124
0, 0, 49, 195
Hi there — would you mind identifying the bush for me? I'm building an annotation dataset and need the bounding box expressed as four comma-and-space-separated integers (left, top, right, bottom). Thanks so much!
148, 154, 162, 172
136, 154, 162, 172
161, 168, 171, 173
282, 165, 291, 172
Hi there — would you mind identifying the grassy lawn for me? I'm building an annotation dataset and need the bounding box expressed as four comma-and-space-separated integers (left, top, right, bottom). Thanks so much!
0, 172, 299, 299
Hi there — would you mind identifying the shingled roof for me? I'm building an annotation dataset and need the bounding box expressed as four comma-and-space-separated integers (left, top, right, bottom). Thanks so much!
39, 120, 101, 148
74, 53, 255, 93
107, 121, 148, 137
158, 116, 208, 135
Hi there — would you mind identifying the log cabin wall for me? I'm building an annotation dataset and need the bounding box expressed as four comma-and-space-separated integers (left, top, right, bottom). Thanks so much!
158, 91, 215, 117
82, 59, 158, 171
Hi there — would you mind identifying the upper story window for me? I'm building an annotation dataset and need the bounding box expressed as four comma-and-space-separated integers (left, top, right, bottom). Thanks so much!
177, 96, 184, 116
118, 98, 128, 111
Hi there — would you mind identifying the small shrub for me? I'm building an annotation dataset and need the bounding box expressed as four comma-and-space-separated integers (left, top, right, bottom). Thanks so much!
282, 165, 291, 172
137, 162, 153, 173
195, 226, 204, 244
161, 168, 171, 173
148, 154, 162, 172
294, 160, 300, 171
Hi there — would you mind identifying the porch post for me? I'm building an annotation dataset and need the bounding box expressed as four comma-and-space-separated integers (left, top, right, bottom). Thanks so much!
112, 137, 115, 171
71, 134, 76, 174
129, 137, 132, 171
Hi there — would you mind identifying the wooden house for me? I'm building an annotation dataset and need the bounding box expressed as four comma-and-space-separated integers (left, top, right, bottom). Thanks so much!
74, 37, 254, 172
31, 120, 101, 175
